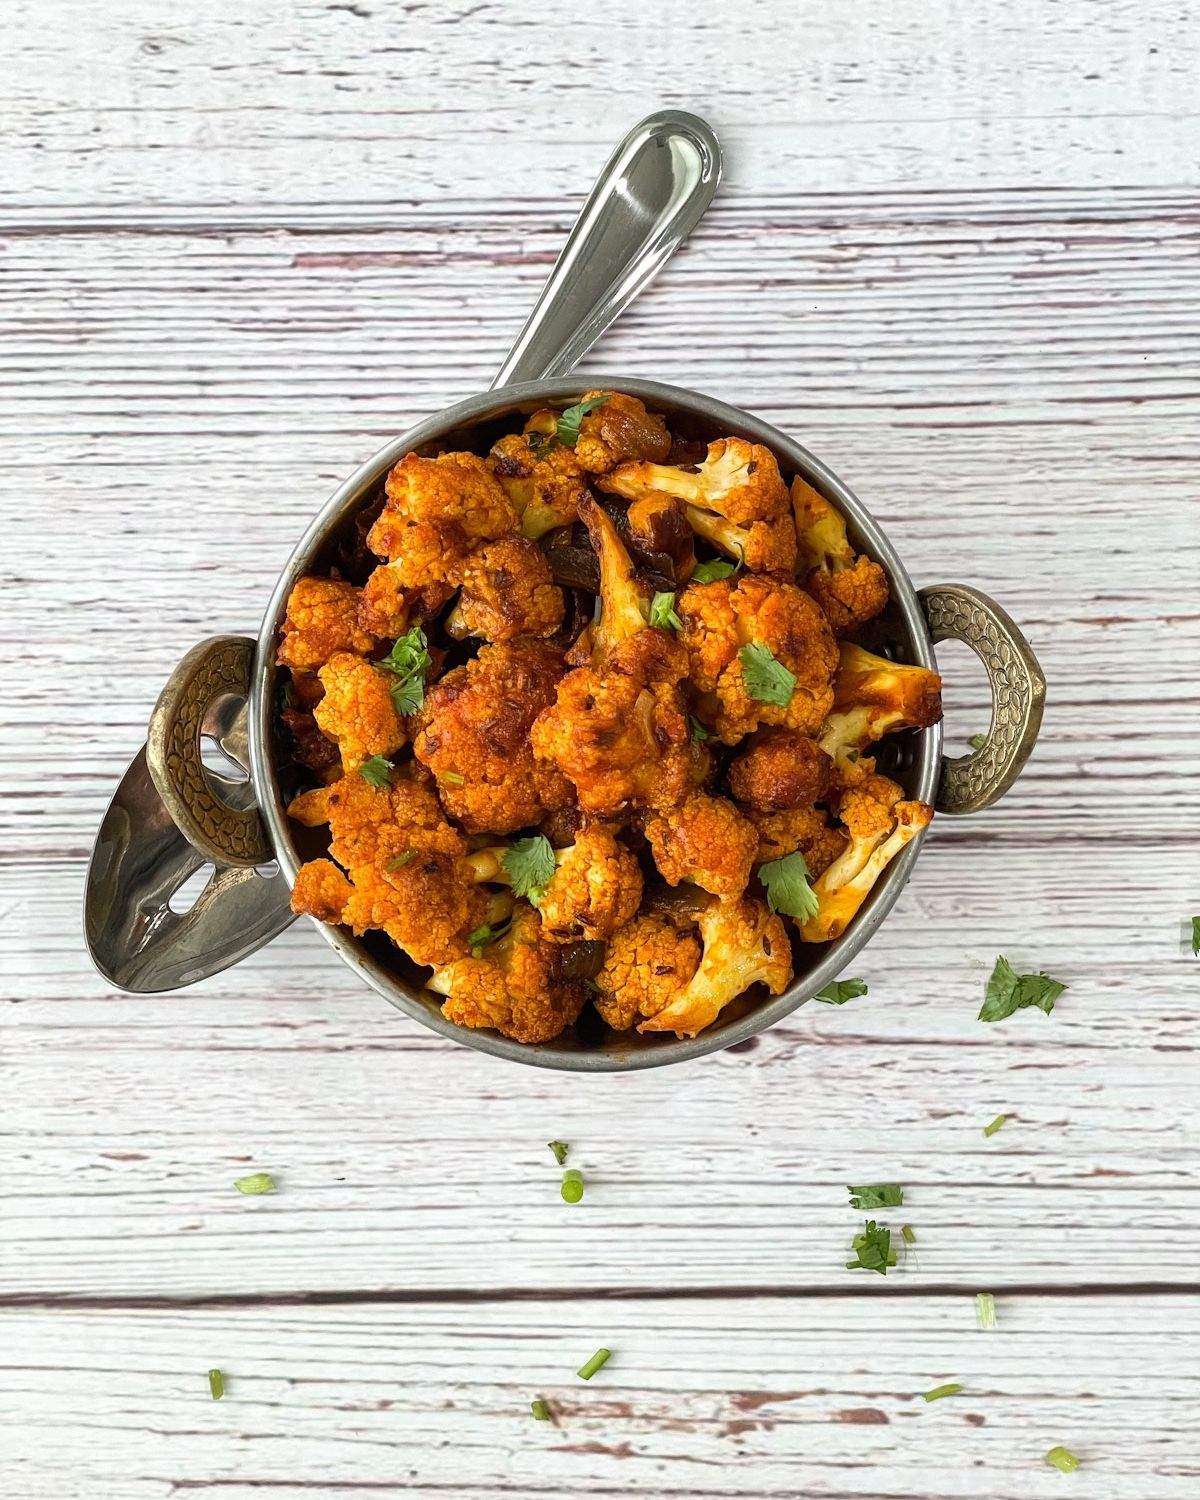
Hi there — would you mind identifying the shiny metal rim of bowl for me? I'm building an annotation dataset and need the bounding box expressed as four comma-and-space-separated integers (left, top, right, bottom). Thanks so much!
247, 376, 944, 1072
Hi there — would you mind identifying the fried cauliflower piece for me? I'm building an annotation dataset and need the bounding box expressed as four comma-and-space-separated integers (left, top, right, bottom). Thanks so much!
356, 566, 455, 640
340, 849, 489, 968
445, 535, 564, 642
412, 639, 571, 834
682, 504, 798, 574
678, 573, 838, 744
746, 805, 847, 872
728, 729, 832, 812
489, 431, 591, 539
278, 577, 376, 670
367, 451, 518, 589
638, 896, 792, 1038
288, 769, 465, 869
426, 904, 586, 1044
526, 390, 671, 476
799, 774, 933, 943
601, 437, 789, 525
594, 910, 701, 1031
290, 858, 354, 923
791, 476, 889, 635
312, 652, 405, 772
818, 642, 943, 776
536, 827, 643, 943
644, 793, 759, 899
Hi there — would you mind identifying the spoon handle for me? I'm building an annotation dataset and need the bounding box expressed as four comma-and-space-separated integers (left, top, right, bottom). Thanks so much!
491, 109, 721, 390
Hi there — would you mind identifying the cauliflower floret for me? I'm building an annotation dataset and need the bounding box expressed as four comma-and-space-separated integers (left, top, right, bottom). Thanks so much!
601, 437, 789, 524
792, 476, 889, 635
356, 566, 455, 640
818, 641, 943, 776
288, 769, 465, 869
682, 506, 798, 574
728, 728, 832, 812
290, 858, 354, 923
536, 826, 643, 943
679, 574, 838, 744
746, 805, 847, 873
313, 652, 405, 772
446, 535, 564, 642
799, 774, 933, 942
638, 896, 792, 1038
644, 793, 758, 898
278, 577, 376, 670
367, 451, 518, 589
426, 904, 586, 1044
594, 910, 701, 1031
341, 849, 488, 967
412, 639, 572, 834
525, 390, 671, 475
489, 431, 590, 539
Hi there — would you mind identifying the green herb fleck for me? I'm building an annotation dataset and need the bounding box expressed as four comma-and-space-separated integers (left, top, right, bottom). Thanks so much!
556, 395, 608, 448
358, 755, 394, 789
739, 641, 796, 707
561, 1168, 584, 1204
466, 923, 504, 958
848, 1184, 903, 1210
815, 977, 868, 1005
548, 1140, 569, 1166
1044, 1446, 1081, 1473
386, 851, 416, 873
969, 732, 987, 752
649, 590, 683, 633
983, 1113, 1009, 1138
502, 835, 557, 905
689, 715, 711, 743
441, 770, 465, 786
577, 1346, 612, 1381
1190, 916, 1200, 955
975, 1291, 997, 1330
208, 1368, 225, 1400
901, 1223, 916, 1245
979, 955, 1067, 1022
378, 626, 432, 715
758, 850, 819, 922
690, 558, 738, 584
922, 1382, 963, 1403
845, 1219, 895, 1275
233, 1173, 276, 1196
530, 1397, 551, 1421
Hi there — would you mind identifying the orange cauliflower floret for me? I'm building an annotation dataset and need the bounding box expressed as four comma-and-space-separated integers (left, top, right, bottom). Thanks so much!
356, 566, 455, 640
489, 431, 590, 539
746, 805, 847, 873
638, 896, 792, 1038
799, 774, 933, 943
681, 506, 797, 575
644, 793, 758, 899
679, 574, 838, 744
535, 826, 643, 943
601, 437, 789, 525
340, 849, 488, 968
312, 652, 405, 772
526, 391, 671, 476
819, 641, 943, 776
728, 729, 832, 812
594, 910, 701, 1031
791, 476, 889, 636
412, 639, 571, 834
278, 577, 376, 670
290, 858, 353, 923
426, 904, 586, 1044
367, 451, 517, 589
288, 769, 465, 869
446, 535, 564, 642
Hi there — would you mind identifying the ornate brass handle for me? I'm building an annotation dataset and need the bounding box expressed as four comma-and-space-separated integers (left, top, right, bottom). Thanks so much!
919, 584, 1046, 816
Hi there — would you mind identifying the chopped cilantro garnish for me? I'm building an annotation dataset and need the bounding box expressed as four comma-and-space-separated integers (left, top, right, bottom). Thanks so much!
502, 835, 556, 905
975, 1291, 997, 1330
1190, 916, 1200, 955
233, 1173, 276, 1196
845, 1219, 895, 1275
815, 978, 868, 1005
847, 1184, 903, 1210
649, 590, 682, 633
358, 755, 393, 789
758, 850, 819, 921
689, 715, 710, 743
466, 922, 504, 958
983, 1113, 1009, 1137
901, 1223, 916, 1245
208, 1368, 225, 1400
690, 558, 737, 584
1044, 1446, 1081, 1473
440, 770, 465, 786
548, 1140, 569, 1166
739, 641, 796, 706
530, 1397, 551, 1421
922, 1382, 963, 1403
979, 955, 1067, 1022
378, 626, 432, 715
576, 1347, 612, 1381
556, 395, 608, 448
969, 732, 987, 752
561, 1168, 584, 1204
386, 851, 416, 872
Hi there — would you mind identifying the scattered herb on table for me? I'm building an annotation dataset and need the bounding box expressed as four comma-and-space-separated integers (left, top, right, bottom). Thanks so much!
649, 590, 683, 633
233, 1173, 276, 1196
845, 1219, 895, 1274
975, 1291, 997, 1330
739, 642, 796, 707
978, 955, 1067, 1022
548, 1141, 569, 1166
847, 1184, 903, 1210
1189, 916, 1200, 955
983, 1113, 1009, 1138
556, 395, 608, 448
923, 1382, 963, 1403
530, 1397, 552, 1421
758, 850, 819, 921
969, 732, 987, 751
1045, 1445, 1081, 1473
502, 835, 556, 906
358, 755, 394, 789
815, 978, 868, 1005
208, 1369, 226, 1400
690, 558, 738, 584
577, 1347, 612, 1381
901, 1224, 916, 1245
561, 1168, 584, 1204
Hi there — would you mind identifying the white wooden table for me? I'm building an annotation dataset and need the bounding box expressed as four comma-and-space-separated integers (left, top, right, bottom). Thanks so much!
4, 2, 1198, 1495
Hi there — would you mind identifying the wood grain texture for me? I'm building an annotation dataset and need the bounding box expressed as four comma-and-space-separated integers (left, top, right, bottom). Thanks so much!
4, 0, 1199, 1495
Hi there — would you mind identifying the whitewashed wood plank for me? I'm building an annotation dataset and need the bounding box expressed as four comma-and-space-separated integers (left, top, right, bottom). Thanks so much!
3, 1297, 1197, 1498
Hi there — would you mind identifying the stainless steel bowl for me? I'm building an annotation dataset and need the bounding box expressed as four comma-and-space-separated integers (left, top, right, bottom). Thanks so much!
85, 112, 1045, 1070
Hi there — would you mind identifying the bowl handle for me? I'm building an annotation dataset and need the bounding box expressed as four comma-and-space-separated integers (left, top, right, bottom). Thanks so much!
918, 584, 1046, 816
85, 636, 295, 993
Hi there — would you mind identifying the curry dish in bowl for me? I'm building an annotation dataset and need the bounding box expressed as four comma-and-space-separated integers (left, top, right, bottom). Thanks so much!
275, 390, 943, 1048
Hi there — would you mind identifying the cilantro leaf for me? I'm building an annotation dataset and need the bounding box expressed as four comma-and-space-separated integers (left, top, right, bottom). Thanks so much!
466, 922, 506, 958
739, 642, 796, 707
501, 835, 557, 905
358, 755, 394, 788
649, 591, 682, 633
548, 1140, 569, 1166
968, 732, 987, 752
978, 955, 1067, 1022
233, 1173, 276, 1196
386, 850, 416, 873
690, 558, 737, 584
923, 1382, 964, 1403
982, 1113, 1009, 1137
378, 626, 432, 716
845, 1219, 895, 1275
688, 715, 710, 743
815, 978, 868, 1005
758, 850, 819, 921
1045, 1446, 1081, 1473
847, 1184, 903, 1210
1190, 916, 1200, 955
556, 395, 608, 448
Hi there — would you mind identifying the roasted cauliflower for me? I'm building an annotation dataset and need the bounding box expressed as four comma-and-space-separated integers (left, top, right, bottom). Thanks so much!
601, 437, 790, 524
488, 431, 590, 539
446, 535, 564, 642
727, 728, 832, 812
593, 909, 701, 1031
312, 652, 405, 772
643, 792, 759, 899
746, 805, 847, 872
278, 577, 376, 670
535, 827, 643, 943
819, 641, 943, 774
525, 390, 671, 475
792, 476, 890, 635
